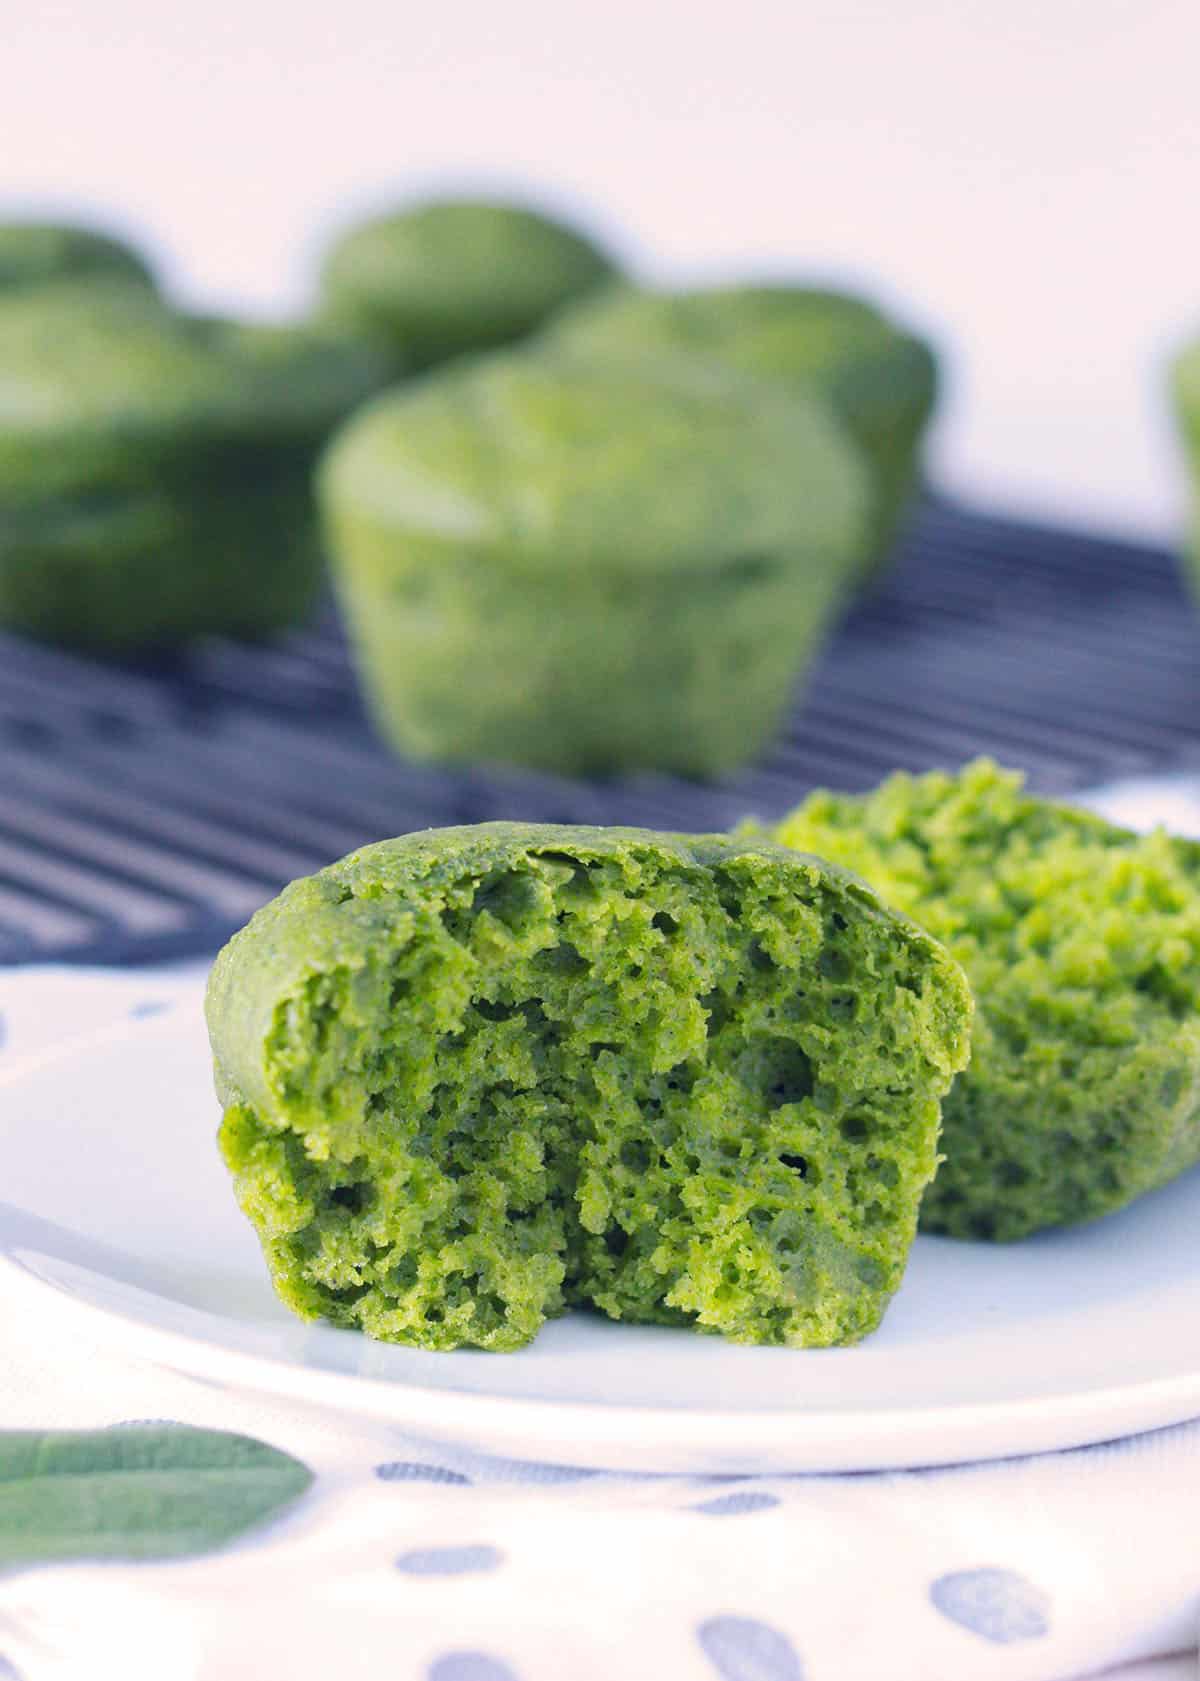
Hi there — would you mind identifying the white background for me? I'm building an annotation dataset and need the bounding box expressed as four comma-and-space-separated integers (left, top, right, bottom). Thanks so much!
5, 0, 1198, 538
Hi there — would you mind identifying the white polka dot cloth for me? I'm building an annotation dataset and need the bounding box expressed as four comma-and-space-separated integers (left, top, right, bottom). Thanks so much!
0, 965, 1197, 1681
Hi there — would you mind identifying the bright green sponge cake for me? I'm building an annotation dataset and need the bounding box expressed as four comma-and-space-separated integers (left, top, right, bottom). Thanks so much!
1170, 330, 1200, 595
546, 283, 938, 580
0, 278, 388, 650
767, 760, 1200, 1240
318, 349, 866, 778
206, 823, 971, 1351
0, 220, 155, 294
319, 198, 619, 372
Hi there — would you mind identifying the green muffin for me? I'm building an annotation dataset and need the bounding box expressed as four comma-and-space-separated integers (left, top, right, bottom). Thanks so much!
0, 279, 388, 650
319, 349, 866, 777
0, 220, 155, 294
1170, 331, 1200, 593
547, 283, 938, 579
319, 198, 619, 372
207, 822, 972, 1351
766, 759, 1200, 1240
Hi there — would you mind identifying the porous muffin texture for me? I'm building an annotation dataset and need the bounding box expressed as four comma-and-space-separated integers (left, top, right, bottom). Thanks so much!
547, 283, 938, 577
0, 221, 155, 294
0, 280, 388, 649
1170, 333, 1200, 596
320, 199, 618, 371
206, 824, 972, 1351
318, 350, 866, 776
767, 759, 1200, 1240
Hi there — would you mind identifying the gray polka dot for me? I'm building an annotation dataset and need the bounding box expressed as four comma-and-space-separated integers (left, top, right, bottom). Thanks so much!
0, 1012, 7, 1051
376, 1461, 471, 1486
691, 1492, 781, 1518
485, 1459, 601, 1485
428, 1654, 519, 1681
130, 1000, 170, 1019
930, 1568, 1051, 1643
698, 1614, 805, 1681
395, 1545, 502, 1577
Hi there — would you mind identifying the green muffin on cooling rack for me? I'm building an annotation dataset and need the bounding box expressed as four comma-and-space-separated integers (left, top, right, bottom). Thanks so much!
765, 758, 1200, 1240
0, 278, 389, 651
319, 197, 619, 372
318, 346, 866, 777
207, 822, 972, 1352
547, 283, 939, 580
1170, 330, 1200, 596
0, 219, 156, 295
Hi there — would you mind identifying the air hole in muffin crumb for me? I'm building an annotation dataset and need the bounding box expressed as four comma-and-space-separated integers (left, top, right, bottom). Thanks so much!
868, 1154, 899, 1188
329, 1183, 369, 1214
702, 990, 731, 1036
762, 1040, 815, 1107
472, 871, 537, 932
819, 947, 851, 982
542, 943, 588, 975
749, 939, 776, 972
710, 869, 743, 920
474, 998, 516, 1022
534, 850, 593, 884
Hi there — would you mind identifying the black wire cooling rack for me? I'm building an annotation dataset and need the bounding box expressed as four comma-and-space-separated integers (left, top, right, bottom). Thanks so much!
1, 497, 1197, 965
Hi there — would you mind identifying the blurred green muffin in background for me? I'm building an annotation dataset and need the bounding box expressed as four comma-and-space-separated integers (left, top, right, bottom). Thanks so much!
318, 197, 620, 372
1170, 330, 1200, 593
0, 219, 157, 294
547, 283, 939, 581
0, 277, 389, 652
318, 345, 866, 778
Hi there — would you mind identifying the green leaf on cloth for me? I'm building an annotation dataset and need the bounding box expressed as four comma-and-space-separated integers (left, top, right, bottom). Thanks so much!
0, 1426, 313, 1566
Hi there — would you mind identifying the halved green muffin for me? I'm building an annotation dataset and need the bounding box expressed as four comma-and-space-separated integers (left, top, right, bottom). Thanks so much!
318, 198, 619, 372
0, 220, 155, 294
318, 348, 866, 777
766, 759, 1200, 1239
0, 279, 389, 650
547, 283, 938, 580
206, 823, 972, 1351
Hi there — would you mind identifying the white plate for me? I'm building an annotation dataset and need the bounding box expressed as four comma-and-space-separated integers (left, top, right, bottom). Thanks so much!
3, 990, 1199, 1474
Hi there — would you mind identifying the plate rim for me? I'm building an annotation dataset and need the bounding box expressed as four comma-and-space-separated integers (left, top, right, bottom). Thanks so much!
3, 999, 1200, 1474
4, 1236, 1200, 1474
